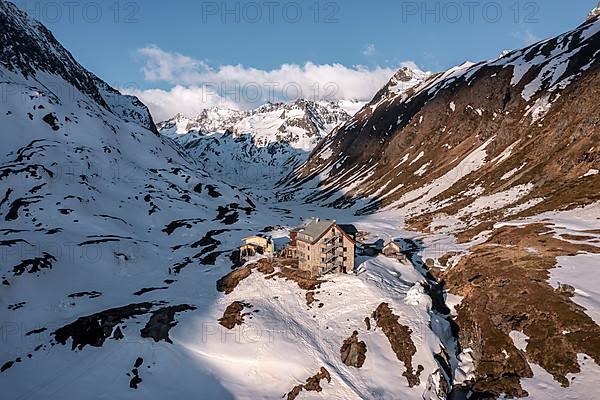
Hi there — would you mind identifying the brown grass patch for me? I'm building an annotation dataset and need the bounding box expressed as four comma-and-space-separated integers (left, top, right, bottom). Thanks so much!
216, 258, 282, 294
444, 223, 600, 397
560, 233, 597, 241
270, 266, 325, 291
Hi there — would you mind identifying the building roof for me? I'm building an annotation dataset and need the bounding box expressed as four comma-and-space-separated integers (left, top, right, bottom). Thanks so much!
364, 238, 385, 249
242, 235, 271, 244
296, 219, 357, 245
297, 219, 336, 243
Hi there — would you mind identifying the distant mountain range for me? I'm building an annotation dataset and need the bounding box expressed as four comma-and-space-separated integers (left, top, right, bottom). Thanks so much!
156, 100, 362, 187
155, 70, 428, 188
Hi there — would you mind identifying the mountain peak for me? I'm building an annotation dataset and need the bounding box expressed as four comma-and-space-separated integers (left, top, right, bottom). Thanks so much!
158, 99, 350, 142
588, 2, 600, 21
0, 0, 107, 107
0, 0, 156, 132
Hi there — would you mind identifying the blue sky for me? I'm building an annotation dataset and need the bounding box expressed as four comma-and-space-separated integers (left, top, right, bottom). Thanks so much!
16, 0, 596, 119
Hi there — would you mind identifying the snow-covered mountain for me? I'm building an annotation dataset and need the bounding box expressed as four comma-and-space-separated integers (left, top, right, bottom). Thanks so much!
0, 1, 263, 397
282, 12, 600, 398
0, 3, 454, 399
155, 71, 428, 190
3, 1, 600, 399
157, 100, 364, 188
288, 14, 600, 234
588, 2, 600, 20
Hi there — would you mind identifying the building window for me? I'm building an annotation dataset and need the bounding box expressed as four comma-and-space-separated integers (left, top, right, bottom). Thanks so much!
321, 258, 325, 262
343, 247, 347, 252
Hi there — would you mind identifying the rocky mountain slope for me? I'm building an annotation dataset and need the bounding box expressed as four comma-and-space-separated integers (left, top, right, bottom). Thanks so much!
589, 2, 600, 20
0, 2, 156, 133
287, 15, 600, 240
157, 100, 364, 188
283, 11, 600, 399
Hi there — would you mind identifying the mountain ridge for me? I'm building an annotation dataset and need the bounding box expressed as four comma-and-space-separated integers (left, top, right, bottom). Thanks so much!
285, 15, 600, 240
0, 0, 157, 133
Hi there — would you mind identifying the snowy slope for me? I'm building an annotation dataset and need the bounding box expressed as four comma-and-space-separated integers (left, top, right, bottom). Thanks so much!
0, 2, 449, 399
277, 12, 600, 399
0, 1, 261, 397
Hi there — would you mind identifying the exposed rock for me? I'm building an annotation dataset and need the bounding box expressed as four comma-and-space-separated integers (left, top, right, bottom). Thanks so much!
68, 291, 102, 299
12, 252, 55, 275
53, 303, 153, 350
269, 264, 324, 291
285, 367, 331, 400
218, 301, 252, 330
216, 258, 309, 295
372, 302, 423, 386
588, 3, 600, 21
25, 327, 46, 336
140, 304, 196, 343
112, 326, 124, 340
305, 291, 317, 306
128, 357, 144, 389
216, 266, 252, 295
42, 112, 59, 130
340, 330, 367, 368
133, 287, 169, 296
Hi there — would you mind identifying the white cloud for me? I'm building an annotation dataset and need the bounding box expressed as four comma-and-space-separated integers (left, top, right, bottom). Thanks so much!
524, 31, 541, 45
362, 43, 376, 57
134, 45, 424, 121
126, 85, 241, 122
513, 29, 540, 46
137, 45, 210, 84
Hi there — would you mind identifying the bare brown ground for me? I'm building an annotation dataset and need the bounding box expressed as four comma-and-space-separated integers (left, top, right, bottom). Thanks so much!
269, 266, 325, 291
216, 258, 278, 294
443, 223, 600, 397
560, 233, 597, 241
